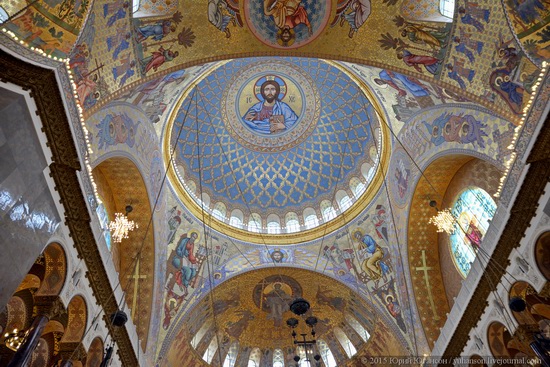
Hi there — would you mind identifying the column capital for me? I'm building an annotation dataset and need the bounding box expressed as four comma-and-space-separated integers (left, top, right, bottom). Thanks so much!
33, 297, 66, 320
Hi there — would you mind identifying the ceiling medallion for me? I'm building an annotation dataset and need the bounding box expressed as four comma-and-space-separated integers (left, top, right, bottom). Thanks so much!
243, 0, 331, 49
222, 59, 320, 153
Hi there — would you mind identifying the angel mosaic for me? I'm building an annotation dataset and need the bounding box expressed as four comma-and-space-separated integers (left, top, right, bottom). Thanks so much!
331, 0, 371, 38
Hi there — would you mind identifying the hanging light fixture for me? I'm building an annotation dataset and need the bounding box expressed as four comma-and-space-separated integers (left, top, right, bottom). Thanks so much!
428, 208, 455, 235
286, 298, 322, 367
427, 200, 455, 235
109, 205, 138, 243
3, 328, 27, 351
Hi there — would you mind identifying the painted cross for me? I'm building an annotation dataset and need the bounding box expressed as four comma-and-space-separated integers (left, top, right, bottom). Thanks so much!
415, 249, 440, 321
127, 258, 147, 319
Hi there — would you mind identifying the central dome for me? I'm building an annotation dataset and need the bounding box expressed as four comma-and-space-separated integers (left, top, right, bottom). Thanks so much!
165, 57, 390, 243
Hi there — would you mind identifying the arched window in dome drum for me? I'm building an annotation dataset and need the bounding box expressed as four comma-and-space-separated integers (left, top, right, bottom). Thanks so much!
286, 219, 300, 233
223, 342, 239, 367
273, 348, 284, 367
248, 347, 261, 367
202, 337, 218, 364
350, 177, 366, 198
316, 340, 337, 367
334, 327, 357, 357
229, 209, 244, 227
321, 200, 336, 222
95, 198, 112, 250
440, 0, 455, 19
449, 187, 496, 278
212, 209, 225, 221
229, 216, 242, 226
212, 202, 227, 221
339, 195, 353, 211
345, 314, 370, 342
191, 320, 212, 348
323, 207, 337, 221
303, 206, 319, 229
248, 214, 262, 233
0, 7, 9, 23
267, 222, 280, 234
285, 212, 300, 233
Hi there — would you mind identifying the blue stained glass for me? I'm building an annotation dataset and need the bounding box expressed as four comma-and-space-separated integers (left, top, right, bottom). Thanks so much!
449, 187, 496, 278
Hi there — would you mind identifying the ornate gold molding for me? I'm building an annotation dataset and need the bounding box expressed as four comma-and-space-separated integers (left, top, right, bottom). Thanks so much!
0, 50, 138, 366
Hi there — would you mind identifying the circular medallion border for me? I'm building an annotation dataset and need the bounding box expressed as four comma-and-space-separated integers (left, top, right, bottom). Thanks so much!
243, 0, 331, 49
222, 60, 320, 153
389, 148, 413, 208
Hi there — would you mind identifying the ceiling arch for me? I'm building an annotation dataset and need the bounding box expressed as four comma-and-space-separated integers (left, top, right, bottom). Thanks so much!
159, 266, 409, 366
92, 156, 155, 349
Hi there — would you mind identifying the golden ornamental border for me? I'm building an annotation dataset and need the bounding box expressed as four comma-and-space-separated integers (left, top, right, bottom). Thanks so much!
162, 59, 391, 245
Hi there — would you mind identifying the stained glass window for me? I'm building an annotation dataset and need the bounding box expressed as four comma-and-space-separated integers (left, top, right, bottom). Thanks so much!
439, 0, 455, 19
96, 201, 112, 250
449, 187, 496, 277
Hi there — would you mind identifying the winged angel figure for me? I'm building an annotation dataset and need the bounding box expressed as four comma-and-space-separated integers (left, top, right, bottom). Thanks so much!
331, 0, 371, 38
208, 0, 243, 38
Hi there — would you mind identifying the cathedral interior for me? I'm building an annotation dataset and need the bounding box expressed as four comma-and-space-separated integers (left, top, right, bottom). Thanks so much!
1, 0, 550, 366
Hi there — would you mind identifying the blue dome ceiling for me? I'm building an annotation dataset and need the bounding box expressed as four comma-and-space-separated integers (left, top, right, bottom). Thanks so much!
167, 57, 386, 233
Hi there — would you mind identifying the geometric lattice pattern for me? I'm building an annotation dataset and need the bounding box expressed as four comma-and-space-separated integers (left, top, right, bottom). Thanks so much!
171, 58, 380, 214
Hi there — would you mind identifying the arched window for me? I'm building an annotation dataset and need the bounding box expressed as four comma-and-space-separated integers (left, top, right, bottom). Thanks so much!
212, 202, 227, 221
285, 212, 300, 233
223, 342, 239, 367
317, 340, 337, 367
345, 314, 370, 342
267, 222, 280, 234
440, 0, 455, 19
286, 219, 300, 233
339, 195, 353, 211
212, 209, 225, 221
202, 337, 218, 364
304, 214, 319, 229
229, 216, 243, 227
248, 214, 262, 233
96, 200, 112, 250
0, 7, 9, 23
132, 0, 140, 13
191, 321, 212, 348
273, 348, 285, 367
354, 182, 366, 196
248, 348, 261, 367
334, 327, 357, 357
449, 187, 496, 278
322, 206, 337, 221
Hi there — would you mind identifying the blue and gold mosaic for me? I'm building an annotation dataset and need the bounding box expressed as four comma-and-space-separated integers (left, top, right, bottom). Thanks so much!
168, 57, 383, 220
